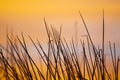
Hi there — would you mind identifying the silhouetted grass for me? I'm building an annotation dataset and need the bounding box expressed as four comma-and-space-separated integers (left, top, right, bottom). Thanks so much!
0, 11, 119, 80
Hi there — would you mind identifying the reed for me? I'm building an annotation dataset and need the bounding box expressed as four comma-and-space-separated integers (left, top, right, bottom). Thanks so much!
0, 11, 119, 80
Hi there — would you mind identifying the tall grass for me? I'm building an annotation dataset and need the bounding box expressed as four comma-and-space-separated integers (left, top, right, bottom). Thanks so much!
0, 11, 120, 80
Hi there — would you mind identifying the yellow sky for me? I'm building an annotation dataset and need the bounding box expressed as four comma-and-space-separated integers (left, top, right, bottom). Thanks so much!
0, 0, 120, 16
0, 0, 120, 45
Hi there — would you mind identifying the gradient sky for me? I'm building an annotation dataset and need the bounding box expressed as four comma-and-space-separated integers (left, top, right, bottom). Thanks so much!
0, 0, 120, 46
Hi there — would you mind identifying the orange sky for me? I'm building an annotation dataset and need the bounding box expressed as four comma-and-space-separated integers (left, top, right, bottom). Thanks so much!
0, 0, 120, 45
0, 0, 120, 18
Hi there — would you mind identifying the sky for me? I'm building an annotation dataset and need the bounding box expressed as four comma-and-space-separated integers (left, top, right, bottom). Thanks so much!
0, 0, 120, 46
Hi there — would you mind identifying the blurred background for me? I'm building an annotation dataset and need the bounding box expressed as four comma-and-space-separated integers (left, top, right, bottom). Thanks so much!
0, 0, 120, 59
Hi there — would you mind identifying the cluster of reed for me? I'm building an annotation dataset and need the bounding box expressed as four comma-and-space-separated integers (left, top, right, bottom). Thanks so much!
0, 11, 120, 80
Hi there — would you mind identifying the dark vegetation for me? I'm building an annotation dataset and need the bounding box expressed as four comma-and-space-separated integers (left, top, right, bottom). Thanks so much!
0, 11, 120, 80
